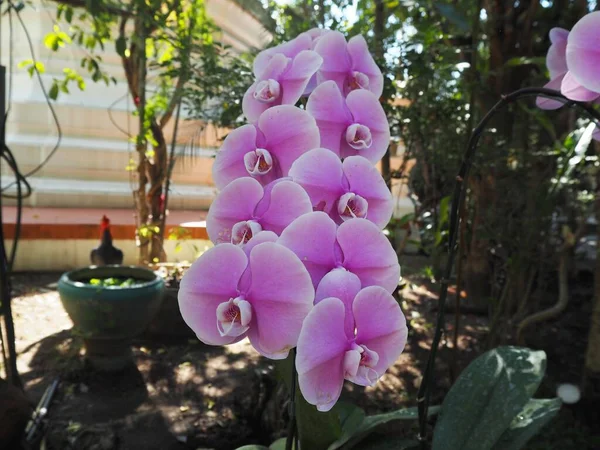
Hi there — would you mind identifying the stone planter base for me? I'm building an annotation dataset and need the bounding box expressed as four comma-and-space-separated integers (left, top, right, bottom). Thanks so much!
84, 338, 135, 372
144, 287, 195, 339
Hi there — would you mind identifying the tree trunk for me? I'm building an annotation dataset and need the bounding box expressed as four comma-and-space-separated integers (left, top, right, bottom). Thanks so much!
583, 147, 600, 400
148, 121, 168, 263
373, 0, 391, 190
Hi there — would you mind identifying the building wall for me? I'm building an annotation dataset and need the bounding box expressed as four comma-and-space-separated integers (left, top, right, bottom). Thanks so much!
1, 0, 271, 210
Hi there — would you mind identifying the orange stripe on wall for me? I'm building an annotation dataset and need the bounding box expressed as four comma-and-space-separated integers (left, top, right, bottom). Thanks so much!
3, 224, 209, 240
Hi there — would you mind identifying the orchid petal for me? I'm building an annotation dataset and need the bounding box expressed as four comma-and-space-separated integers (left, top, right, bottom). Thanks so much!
306, 81, 353, 156
259, 106, 321, 175
280, 50, 323, 104
546, 28, 569, 79
206, 177, 264, 244
549, 27, 569, 45
315, 268, 362, 339
212, 125, 258, 190
314, 31, 352, 94
347, 35, 383, 97
342, 156, 393, 228
278, 212, 338, 287
354, 286, 408, 377
178, 244, 248, 345
561, 70, 600, 101
246, 242, 314, 359
337, 218, 400, 292
242, 81, 278, 124
253, 33, 312, 78
296, 297, 348, 412
343, 89, 390, 162
257, 180, 313, 234
566, 12, 600, 93
289, 148, 345, 215
536, 75, 567, 110
243, 55, 289, 123
242, 230, 279, 257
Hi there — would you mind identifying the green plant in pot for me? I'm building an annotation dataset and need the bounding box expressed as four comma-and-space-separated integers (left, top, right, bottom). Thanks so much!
57, 265, 165, 371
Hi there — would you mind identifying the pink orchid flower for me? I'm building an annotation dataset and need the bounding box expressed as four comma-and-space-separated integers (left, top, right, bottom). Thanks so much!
277, 212, 400, 291
314, 31, 383, 98
178, 242, 314, 359
289, 148, 393, 228
307, 81, 390, 163
206, 177, 313, 244
253, 32, 313, 77
537, 25, 599, 108
212, 105, 320, 189
296, 286, 408, 411
566, 12, 600, 97
242, 50, 323, 123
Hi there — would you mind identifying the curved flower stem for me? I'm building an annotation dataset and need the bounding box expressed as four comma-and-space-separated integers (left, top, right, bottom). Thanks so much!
286, 348, 298, 450
416, 87, 600, 446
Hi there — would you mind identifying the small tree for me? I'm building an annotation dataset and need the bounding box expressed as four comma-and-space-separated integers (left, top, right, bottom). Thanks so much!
25, 0, 257, 263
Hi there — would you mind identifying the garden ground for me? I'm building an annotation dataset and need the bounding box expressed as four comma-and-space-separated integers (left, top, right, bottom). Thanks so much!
9, 256, 600, 450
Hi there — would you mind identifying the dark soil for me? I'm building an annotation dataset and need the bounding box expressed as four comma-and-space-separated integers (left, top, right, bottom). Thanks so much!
5, 255, 600, 449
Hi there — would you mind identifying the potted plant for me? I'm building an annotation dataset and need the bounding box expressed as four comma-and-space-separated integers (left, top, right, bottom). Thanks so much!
145, 262, 195, 339
57, 265, 165, 371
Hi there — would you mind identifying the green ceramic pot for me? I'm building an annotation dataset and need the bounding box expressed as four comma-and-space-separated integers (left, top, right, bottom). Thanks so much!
58, 265, 165, 371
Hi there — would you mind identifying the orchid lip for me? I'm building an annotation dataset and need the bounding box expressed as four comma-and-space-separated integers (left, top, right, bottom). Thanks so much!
244, 148, 274, 176
347, 71, 370, 93
253, 79, 281, 103
337, 192, 368, 221
216, 297, 252, 337
345, 124, 373, 150
231, 220, 263, 246
343, 343, 380, 386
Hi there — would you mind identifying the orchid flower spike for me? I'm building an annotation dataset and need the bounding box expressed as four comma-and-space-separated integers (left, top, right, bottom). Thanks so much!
212, 105, 320, 189
307, 81, 390, 163
207, 177, 313, 244
289, 148, 393, 228
243, 51, 323, 123
296, 286, 408, 411
179, 242, 314, 359
278, 212, 400, 291
314, 31, 383, 98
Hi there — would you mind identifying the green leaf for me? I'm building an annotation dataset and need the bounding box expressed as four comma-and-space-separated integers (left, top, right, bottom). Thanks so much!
235, 446, 269, 450
49, 82, 60, 100
355, 436, 420, 450
504, 56, 546, 68
432, 346, 547, 450
434, 3, 469, 33
329, 406, 441, 450
116, 36, 127, 57
44, 33, 59, 50
491, 398, 562, 450
269, 437, 298, 449
65, 7, 74, 23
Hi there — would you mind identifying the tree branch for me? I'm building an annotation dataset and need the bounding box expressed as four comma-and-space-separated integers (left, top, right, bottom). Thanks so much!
51, 0, 132, 17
